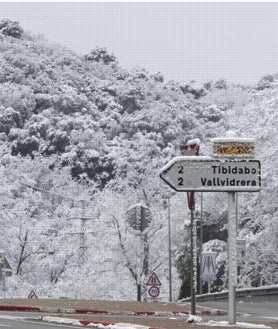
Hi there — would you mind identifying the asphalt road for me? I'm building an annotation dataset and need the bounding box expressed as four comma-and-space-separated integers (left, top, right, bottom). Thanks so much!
0, 299, 196, 329
0, 314, 76, 329
0, 299, 277, 329
197, 300, 278, 323
0, 311, 194, 329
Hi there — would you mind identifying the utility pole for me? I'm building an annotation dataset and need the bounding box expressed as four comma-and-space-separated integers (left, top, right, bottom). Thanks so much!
19, 182, 96, 267
67, 216, 94, 266
67, 199, 94, 266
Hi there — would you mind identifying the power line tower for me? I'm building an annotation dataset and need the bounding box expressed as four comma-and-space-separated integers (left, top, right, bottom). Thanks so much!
19, 182, 94, 266
68, 200, 94, 266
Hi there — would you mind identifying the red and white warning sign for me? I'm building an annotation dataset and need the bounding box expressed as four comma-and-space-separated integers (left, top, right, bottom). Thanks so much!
28, 289, 38, 299
148, 285, 160, 298
146, 272, 161, 286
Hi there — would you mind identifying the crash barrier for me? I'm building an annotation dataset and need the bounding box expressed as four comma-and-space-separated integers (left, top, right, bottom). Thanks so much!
181, 285, 278, 303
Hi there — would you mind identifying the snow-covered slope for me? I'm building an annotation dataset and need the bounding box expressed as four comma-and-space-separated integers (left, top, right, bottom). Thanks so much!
0, 19, 277, 300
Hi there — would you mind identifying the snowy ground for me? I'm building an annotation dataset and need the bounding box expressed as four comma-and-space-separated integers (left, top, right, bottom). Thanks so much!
40, 314, 273, 329
198, 320, 272, 329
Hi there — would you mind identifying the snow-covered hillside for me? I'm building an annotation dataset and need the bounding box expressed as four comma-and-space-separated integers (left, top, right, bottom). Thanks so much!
0, 19, 277, 300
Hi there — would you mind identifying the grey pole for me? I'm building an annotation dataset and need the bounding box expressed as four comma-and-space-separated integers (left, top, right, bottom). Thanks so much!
137, 236, 142, 302
228, 192, 237, 324
2, 252, 6, 298
168, 198, 172, 302
190, 202, 196, 315
199, 192, 203, 295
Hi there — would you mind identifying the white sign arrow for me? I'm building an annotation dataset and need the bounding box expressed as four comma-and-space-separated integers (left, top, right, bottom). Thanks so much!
159, 156, 261, 192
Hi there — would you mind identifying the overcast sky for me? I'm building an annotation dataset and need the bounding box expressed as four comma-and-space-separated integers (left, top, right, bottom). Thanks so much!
1, 2, 278, 85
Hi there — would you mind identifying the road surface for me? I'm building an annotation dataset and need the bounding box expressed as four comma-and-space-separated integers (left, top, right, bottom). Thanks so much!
197, 299, 278, 322
0, 299, 277, 329
0, 314, 78, 329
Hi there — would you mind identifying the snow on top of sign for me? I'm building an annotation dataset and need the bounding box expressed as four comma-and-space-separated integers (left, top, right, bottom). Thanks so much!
126, 203, 149, 213
159, 156, 213, 175
211, 137, 255, 144
211, 130, 255, 144
226, 130, 237, 137
186, 138, 201, 146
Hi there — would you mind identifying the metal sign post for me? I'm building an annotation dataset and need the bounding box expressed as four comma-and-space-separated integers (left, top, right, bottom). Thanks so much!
0, 252, 5, 298
212, 136, 256, 325
126, 204, 153, 302
190, 201, 196, 315
180, 139, 200, 315
228, 192, 237, 324
159, 136, 261, 323
136, 239, 142, 302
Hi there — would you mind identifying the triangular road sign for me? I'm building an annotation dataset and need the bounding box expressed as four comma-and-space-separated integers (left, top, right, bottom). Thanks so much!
146, 272, 161, 286
28, 289, 38, 299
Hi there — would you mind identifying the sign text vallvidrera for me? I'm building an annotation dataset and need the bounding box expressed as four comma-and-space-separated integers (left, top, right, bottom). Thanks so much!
159, 157, 261, 192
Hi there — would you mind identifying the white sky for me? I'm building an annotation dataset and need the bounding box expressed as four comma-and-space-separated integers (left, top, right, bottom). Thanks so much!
1, 1, 278, 85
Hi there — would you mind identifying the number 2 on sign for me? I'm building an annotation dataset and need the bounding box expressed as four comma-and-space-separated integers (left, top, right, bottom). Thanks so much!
178, 166, 184, 185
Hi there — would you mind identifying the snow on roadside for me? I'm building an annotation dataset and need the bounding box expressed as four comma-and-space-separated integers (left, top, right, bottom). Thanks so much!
40, 315, 160, 328
187, 314, 203, 323
197, 320, 272, 329
40, 315, 273, 329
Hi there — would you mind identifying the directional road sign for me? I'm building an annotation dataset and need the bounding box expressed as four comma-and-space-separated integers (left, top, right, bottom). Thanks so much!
236, 239, 246, 265
201, 252, 217, 282
159, 156, 261, 192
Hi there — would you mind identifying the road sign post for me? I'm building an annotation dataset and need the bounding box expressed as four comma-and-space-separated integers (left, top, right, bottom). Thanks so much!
180, 139, 200, 315
228, 192, 237, 324
159, 135, 261, 323
212, 135, 256, 324
180, 139, 200, 210
126, 204, 153, 302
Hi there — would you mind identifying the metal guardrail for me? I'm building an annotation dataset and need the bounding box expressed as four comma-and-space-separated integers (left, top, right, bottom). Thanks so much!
180, 285, 278, 303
